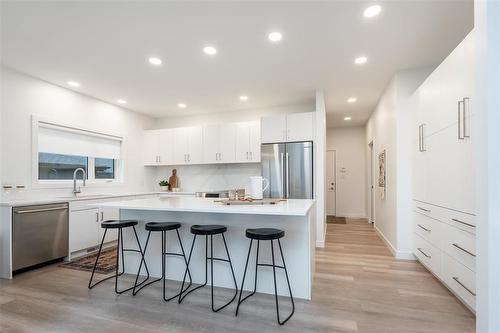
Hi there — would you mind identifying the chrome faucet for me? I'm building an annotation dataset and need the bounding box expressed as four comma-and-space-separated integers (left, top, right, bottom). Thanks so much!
73, 168, 86, 195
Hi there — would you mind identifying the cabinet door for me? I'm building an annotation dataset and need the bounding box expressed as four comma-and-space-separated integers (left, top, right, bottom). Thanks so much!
219, 123, 236, 163
425, 119, 475, 214
158, 129, 174, 165
142, 130, 160, 166
235, 122, 251, 163
187, 126, 203, 164
248, 121, 261, 162
98, 207, 120, 242
203, 124, 220, 164
172, 128, 190, 164
69, 208, 99, 252
261, 115, 286, 143
286, 112, 314, 142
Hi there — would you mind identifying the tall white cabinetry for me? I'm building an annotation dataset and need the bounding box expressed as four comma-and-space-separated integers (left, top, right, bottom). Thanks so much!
261, 112, 315, 143
412, 31, 476, 311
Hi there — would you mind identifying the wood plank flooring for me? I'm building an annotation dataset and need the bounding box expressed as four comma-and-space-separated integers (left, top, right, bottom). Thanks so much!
0, 219, 475, 332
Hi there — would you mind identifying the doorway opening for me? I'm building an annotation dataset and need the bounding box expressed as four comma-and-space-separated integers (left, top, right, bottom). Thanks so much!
368, 141, 375, 224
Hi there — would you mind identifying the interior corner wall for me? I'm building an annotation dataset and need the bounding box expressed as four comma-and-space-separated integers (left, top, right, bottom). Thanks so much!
315, 90, 326, 248
326, 126, 367, 218
365, 67, 433, 258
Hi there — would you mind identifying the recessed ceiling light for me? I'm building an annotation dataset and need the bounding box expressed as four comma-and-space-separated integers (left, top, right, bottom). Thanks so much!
67, 81, 80, 87
240, 95, 249, 101
117, 99, 127, 104
354, 56, 368, 65
203, 46, 217, 55
268, 32, 283, 42
364, 5, 382, 18
344, 116, 352, 121
177, 103, 187, 108
148, 57, 162, 65
347, 97, 357, 103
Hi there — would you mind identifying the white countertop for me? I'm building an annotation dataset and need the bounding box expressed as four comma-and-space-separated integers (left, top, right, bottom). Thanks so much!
0, 191, 195, 207
93, 197, 316, 216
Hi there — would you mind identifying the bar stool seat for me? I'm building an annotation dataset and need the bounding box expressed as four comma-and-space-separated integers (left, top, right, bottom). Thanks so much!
246, 228, 285, 240
101, 220, 138, 229
145, 222, 181, 232
191, 224, 227, 235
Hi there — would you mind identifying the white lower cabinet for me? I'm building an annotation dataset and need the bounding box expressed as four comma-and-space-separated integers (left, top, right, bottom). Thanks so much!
69, 201, 120, 255
412, 201, 476, 311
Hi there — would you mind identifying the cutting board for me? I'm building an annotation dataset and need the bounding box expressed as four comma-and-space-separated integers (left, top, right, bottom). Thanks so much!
214, 199, 285, 205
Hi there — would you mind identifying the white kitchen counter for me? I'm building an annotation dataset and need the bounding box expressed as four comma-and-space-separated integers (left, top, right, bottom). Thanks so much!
93, 197, 317, 300
94, 196, 316, 216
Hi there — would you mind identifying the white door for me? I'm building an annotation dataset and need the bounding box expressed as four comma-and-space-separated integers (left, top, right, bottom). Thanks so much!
326, 150, 336, 216
286, 112, 314, 142
97, 207, 120, 242
235, 122, 251, 163
187, 126, 203, 164
203, 124, 220, 164
158, 129, 174, 165
248, 121, 261, 162
69, 208, 99, 252
142, 130, 160, 166
261, 115, 286, 143
219, 123, 236, 163
173, 128, 190, 164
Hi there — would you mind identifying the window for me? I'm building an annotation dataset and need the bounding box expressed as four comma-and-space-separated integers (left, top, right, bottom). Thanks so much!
34, 119, 123, 184
38, 153, 88, 180
95, 158, 115, 179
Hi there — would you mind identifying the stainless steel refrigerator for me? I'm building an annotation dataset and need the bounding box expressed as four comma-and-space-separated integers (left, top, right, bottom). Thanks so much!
261, 142, 314, 199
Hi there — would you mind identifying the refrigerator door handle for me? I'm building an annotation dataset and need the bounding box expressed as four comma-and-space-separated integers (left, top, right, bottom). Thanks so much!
286, 152, 290, 198
281, 152, 286, 198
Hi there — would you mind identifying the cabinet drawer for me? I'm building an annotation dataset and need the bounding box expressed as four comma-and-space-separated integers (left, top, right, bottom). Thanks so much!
413, 211, 441, 246
413, 200, 476, 234
442, 253, 476, 311
414, 233, 442, 278
440, 222, 476, 271
413, 201, 434, 218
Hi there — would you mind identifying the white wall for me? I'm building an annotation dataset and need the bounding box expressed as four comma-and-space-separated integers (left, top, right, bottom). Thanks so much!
475, 1, 500, 332
326, 127, 366, 218
0, 68, 155, 198
365, 67, 432, 259
315, 90, 326, 247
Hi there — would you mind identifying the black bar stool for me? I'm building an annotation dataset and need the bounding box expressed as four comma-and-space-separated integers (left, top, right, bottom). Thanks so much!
132, 222, 193, 301
88, 220, 149, 294
178, 225, 238, 312
235, 228, 295, 325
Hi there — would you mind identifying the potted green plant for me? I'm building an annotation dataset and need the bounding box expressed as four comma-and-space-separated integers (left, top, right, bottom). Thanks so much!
158, 180, 170, 192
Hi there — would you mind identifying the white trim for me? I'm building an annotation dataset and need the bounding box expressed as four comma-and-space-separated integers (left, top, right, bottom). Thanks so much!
335, 213, 368, 219
316, 240, 325, 247
374, 224, 416, 260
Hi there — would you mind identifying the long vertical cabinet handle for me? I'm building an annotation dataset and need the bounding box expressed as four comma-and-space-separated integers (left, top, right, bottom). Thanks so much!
418, 125, 422, 152
281, 153, 286, 198
458, 100, 465, 140
463, 97, 470, 138
420, 124, 426, 152
286, 153, 290, 198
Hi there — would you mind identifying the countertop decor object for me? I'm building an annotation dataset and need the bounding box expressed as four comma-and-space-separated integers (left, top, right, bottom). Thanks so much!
159, 180, 170, 192
214, 198, 284, 206
168, 169, 178, 190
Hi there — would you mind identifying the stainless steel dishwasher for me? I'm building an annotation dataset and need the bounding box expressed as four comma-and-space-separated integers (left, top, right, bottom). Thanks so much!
13, 203, 69, 271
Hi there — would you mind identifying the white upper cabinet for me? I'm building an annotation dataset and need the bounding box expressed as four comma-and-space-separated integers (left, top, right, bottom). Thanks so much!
158, 129, 174, 165
203, 123, 236, 164
173, 126, 203, 164
235, 121, 261, 163
286, 112, 315, 142
261, 115, 286, 143
143, 130, 161, 166
261, 112, 314, 143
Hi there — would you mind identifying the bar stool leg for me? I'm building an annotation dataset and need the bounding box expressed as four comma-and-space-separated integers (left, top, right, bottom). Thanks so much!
211, 233, 238, 312
271, 239, 295, 325
236, 239, 253, 316
179, 234, 205, 303
88, 228, 108, 289
132, 231, 157, 295
163, 229, 192, 301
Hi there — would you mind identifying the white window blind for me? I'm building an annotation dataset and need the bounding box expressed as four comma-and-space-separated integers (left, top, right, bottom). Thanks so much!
38, 123, 122, 159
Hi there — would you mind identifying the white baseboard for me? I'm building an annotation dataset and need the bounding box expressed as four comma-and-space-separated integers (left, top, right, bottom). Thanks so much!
374, 225, 416, 261
336, 213, 368, 219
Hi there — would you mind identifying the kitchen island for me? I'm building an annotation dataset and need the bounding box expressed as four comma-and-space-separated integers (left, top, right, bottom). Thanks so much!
93, 196, 316, 299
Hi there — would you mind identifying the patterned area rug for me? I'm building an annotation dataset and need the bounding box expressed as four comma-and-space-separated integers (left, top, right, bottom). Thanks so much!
327, 215, 347, 224
60, 247, 117, 274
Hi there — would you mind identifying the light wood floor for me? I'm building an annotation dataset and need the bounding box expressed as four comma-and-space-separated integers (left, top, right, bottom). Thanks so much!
0, 219, 475, 332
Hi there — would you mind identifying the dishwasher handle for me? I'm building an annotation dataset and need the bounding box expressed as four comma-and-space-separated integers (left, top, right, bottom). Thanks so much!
15, 206, 68, 214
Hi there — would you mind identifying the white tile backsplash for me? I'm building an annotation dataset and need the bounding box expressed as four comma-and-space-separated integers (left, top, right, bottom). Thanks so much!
153, 163, 261, 193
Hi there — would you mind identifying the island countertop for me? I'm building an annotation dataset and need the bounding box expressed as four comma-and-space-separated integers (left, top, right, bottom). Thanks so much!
92, 196, 316, 216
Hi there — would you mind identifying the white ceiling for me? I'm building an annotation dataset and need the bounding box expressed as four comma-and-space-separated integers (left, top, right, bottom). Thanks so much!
1, 1, 473, 127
